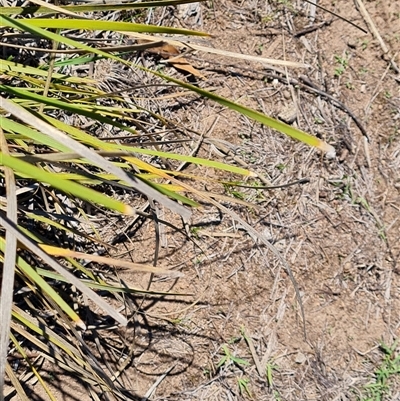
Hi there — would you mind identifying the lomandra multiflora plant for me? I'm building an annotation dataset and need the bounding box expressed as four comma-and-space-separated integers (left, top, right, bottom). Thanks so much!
0, 1, 334, 399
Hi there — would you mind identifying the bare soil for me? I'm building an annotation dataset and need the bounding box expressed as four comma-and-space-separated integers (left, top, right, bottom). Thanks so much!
6, 1, 400, 400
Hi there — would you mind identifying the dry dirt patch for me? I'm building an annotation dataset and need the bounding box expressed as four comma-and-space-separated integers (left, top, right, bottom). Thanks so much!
118, 1, 400, 400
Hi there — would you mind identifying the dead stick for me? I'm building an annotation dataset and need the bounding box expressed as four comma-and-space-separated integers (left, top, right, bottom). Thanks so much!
354, 0, 399, 73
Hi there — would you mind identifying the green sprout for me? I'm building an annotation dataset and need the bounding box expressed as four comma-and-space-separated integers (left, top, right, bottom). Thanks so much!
361, 341, 400, 401
217, 344, 250, 369
237, 377, 252, 398
334, 54, 349, 76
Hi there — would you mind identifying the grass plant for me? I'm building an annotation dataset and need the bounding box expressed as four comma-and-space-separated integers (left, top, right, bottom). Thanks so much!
0, 0, 335, 398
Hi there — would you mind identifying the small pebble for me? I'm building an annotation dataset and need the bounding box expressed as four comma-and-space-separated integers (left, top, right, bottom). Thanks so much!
295, 352, 307, 364
339, 148, 349, 162
278, 103, 297, 124
283, 90, 291, 100
325, 148, 336, 159
347, 39, 357, 49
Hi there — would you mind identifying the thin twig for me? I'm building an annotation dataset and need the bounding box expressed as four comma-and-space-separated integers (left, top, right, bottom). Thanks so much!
302, 0, 367, 33
225, 178, 310, 190
354, 0, 399, 73
242, 328, 264, 377
293, 20, 332, 38
298, 75, 370, 140
263, 72, 369, 141
141, 365, 175, 401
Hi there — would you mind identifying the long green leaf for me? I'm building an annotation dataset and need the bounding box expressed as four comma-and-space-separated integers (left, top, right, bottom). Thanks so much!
0, 153, 135, 215
0, 59, 95, 83
0, 0, 207, 16
0, 117, 71, 152
9, 332, 57, 401
0, 86, 138, 132
0, 15, 142, 67
149, 70, 336, 155
40, 115, 255, 177
33, 267, 189, 296
0, 17, 208, 36
11, 306, 87, 359
1, 95, 191, 217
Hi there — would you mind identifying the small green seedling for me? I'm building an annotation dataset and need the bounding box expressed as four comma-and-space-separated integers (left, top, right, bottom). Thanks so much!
361, 341, 400, 401
217, 344, 250, 369
223, 183, 247, 200
361, 40, 369, 50
277, 0, 296, 12
334, 54, 349, 76
190, 226, 201, 238
237, 377, 252, 398
265, 360, 278, 387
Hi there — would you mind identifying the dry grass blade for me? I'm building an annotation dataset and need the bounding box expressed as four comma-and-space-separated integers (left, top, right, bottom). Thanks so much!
211, 201, 307, 339
40, 245, 184, 277
355, 0, 388, 45
242, 328, 264, 377
141, 366, 175, 401
0, 127, 18, 400
4, 362, 30, 401
124, 32, 310, 69
27, 0, 88, 18
9, 318, 113, 391
0, 96, 191, 219
0, 214, 128, 327
9, 332, 57, 401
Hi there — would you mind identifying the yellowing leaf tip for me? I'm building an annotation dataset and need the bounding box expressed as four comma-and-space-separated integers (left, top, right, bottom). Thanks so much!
75, 319, 87, 330
322, 143, 336, 159
124, 205, 136, 215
